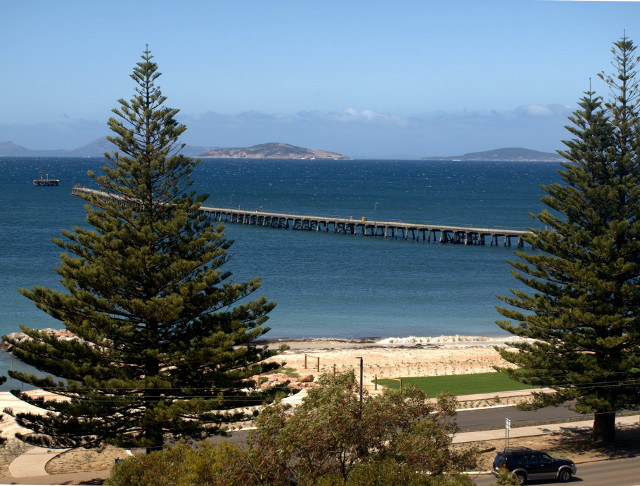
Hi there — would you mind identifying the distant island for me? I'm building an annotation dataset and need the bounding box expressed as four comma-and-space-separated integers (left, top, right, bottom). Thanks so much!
1, 139, 561, 162
0, 139, 349, 160
422, 147, 565, 162
200, 143, 350, 160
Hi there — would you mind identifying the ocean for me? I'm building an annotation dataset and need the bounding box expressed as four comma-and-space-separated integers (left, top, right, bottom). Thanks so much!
0, 157, 561, 387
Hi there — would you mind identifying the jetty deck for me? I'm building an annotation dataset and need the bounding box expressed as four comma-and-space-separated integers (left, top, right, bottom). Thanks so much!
33, 171, 59, 186
33, 178, 59, 186
72, 186, 531, 248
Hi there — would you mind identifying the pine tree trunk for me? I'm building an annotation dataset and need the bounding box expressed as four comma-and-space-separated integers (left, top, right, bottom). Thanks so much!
592, 412, 616, 442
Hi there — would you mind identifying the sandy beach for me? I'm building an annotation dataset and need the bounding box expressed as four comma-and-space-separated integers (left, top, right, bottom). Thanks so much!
261, 335, 519, 387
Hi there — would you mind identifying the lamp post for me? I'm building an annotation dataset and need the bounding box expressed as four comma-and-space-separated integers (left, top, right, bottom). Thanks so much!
355, 357, 363, 405
505, 417, 511, 451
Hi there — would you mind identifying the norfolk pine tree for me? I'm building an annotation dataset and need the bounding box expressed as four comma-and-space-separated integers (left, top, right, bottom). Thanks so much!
496, 36, 640, 442
3, 48, 284, 451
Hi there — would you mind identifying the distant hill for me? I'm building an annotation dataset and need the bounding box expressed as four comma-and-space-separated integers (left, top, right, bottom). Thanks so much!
1, 140, 559, 162
0, 139, 346, 159
423, 147, 565, 162
200, 143, 350, 159
0, 137, 214, 158
0, 141, 34, 157
69, 137, 115, 157
0, 138, 115, 157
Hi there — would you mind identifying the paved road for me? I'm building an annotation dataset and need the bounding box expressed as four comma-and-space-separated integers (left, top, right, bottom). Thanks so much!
471, 456, 640, 485
457, 404, 581, 431
216, 403, 585, 445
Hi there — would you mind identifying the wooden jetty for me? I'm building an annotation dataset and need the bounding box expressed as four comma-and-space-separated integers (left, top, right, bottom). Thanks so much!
72, 186, 531, 248
33, 171, 59, 186
34, 179, 59, 186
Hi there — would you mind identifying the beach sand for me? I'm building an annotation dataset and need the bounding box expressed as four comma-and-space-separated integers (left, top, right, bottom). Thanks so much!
261, 335, 518, 387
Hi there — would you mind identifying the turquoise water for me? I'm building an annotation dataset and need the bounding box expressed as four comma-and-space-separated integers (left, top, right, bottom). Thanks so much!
0, 157, 560, 343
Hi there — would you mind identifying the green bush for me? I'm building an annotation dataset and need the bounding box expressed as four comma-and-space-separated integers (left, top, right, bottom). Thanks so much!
344, 459, 474, 486
346, 458, 431, 485
493, 467, 520, 486
251, 372, 476, 483
105, 443, 190, 486
105, 441, 258, 486
106, 372, 478, 485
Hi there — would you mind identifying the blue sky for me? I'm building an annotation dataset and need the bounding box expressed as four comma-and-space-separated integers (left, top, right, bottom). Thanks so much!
1, 0, 638, 158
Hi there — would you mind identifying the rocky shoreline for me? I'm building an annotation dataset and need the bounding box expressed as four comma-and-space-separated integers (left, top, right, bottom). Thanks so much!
1, 328, 78, 352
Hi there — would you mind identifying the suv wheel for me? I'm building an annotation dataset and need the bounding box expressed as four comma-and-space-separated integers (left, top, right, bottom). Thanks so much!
515, 472, 526, 485
559, 468, 572, 482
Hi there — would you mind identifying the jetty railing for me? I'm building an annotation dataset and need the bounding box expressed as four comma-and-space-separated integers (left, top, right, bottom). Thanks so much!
72, 186, 531, 248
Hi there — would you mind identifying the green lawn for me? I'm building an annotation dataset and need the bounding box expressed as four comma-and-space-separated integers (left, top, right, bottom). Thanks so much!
376, 372, 537, 396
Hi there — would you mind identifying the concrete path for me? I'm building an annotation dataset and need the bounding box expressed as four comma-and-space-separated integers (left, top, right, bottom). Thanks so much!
8, 446, 68, 478
453, 413, 639, 443
0, 469, 110, 485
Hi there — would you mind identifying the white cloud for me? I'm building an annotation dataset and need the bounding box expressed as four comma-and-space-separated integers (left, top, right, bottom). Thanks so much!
290, 108, 408, 126
0, 104, 575, 159
339, 108, 391, 122
516, 104, 570, 117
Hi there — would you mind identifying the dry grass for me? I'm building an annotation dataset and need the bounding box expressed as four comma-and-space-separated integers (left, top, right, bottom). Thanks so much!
474, 424, 640, 471
0, 439, 32, 477
45, 445, 128, 474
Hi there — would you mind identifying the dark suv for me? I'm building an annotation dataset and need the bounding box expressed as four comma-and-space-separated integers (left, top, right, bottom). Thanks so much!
492, 448, 577, 484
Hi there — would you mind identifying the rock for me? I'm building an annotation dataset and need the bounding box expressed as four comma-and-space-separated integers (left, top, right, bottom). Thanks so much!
299, 374, 315, 383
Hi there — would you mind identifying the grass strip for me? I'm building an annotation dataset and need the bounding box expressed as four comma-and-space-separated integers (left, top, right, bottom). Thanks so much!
376, 372, 537, 396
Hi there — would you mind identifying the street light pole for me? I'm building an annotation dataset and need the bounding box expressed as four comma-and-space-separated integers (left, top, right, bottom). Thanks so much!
355, 357, 363, 404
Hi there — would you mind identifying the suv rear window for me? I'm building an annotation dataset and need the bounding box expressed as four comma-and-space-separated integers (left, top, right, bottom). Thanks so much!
493, 454, 506, 467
